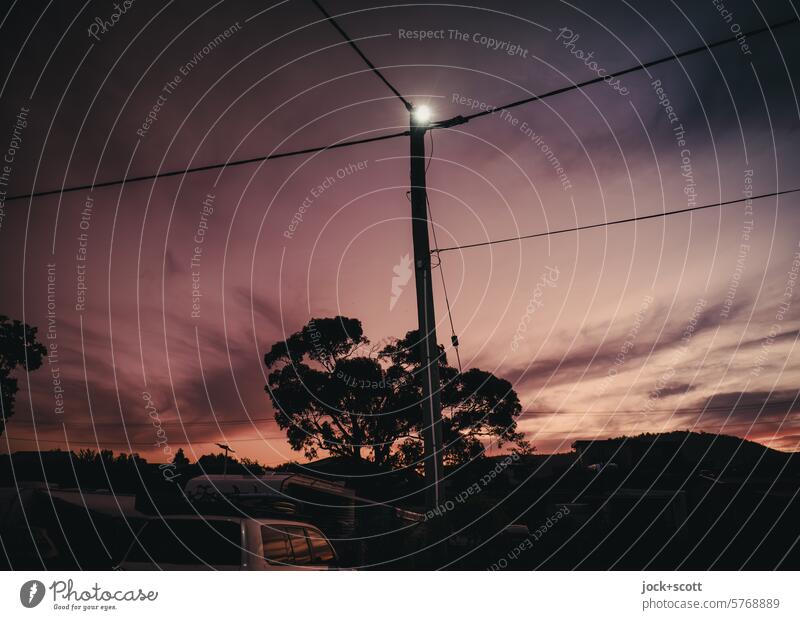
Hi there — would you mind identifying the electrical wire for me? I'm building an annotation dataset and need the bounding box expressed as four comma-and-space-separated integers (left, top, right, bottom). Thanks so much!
311, 0, 413, 111
9, 18, 795, 203
5, 129, 410, 202
424, 131, 462, 372
433, 17, 799, 129
425, 127, 434, 173
433, 188, 800, 254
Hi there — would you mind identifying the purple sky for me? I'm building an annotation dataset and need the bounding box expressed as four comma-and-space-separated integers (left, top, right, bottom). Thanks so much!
1, 0, 799, 464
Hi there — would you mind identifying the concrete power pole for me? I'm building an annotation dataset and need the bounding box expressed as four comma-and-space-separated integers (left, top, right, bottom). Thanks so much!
307, 0, 446, 512
409, 109, 444, 510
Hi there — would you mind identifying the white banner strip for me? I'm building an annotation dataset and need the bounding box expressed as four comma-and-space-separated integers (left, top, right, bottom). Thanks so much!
1, 571, 798, 619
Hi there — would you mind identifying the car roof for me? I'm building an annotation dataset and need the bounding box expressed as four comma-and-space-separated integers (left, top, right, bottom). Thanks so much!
146, 515, 322, 529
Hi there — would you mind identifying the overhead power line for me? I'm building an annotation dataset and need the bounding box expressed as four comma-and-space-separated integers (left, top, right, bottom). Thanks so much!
428, 195, 463, 373
6, 18, 795, 204
434, 188, 800, 253
5, 129, 409, 202
311, 0, 413, 111
434, 17, 799, 129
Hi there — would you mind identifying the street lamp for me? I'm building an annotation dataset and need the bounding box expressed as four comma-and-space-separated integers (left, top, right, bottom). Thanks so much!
216, 443, 235, 476
412, 104, 432, 125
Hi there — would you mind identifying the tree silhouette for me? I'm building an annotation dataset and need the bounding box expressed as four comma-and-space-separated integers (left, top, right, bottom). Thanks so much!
264, 316, 524, 468
197, 452, 238, 474
0, 315, 47, 436
172, 447, 190, 468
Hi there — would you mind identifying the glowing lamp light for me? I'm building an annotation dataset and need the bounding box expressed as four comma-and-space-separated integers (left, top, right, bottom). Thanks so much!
412, 105, 432, 124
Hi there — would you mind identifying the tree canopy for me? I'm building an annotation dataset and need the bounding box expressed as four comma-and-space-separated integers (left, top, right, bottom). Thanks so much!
0, 315, 47, 435
264, 316, 526, 469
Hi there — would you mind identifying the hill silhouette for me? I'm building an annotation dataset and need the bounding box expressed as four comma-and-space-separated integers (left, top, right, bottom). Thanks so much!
572, 430, 797, 478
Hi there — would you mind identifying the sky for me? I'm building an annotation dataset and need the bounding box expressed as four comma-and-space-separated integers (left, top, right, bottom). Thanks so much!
1, 0, 799, 465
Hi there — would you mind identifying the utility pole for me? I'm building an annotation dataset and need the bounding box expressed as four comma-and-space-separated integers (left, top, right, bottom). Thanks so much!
409, 109, 444, 510
308, 0, 445, 511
